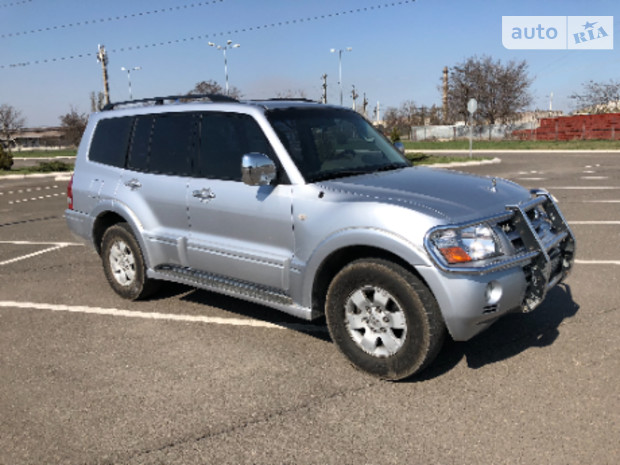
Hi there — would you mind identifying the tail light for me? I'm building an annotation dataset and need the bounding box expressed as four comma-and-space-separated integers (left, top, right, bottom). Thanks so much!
67, 174, 74, 210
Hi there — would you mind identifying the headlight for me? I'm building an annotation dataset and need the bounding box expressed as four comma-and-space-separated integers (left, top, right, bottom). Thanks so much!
429, 224, 501, 264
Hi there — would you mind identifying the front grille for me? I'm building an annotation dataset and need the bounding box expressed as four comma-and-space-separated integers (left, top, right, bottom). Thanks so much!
499, 193, 575, 312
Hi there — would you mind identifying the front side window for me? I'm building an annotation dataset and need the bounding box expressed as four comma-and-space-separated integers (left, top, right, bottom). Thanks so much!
198, 112, 275, 181
267, 108, 410, 182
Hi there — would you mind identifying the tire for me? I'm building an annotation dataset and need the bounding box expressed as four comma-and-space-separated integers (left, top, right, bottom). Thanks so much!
325, 258, 445, 380
100, 223, 159, 300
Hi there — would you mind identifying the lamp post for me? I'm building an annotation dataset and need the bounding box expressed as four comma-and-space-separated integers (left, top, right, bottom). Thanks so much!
208, 40, 240, 95
120, 66, 141, 100
330, 47, 352, 106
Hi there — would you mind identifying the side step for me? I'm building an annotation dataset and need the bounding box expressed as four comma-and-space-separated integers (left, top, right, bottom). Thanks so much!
150, 265, 318, 321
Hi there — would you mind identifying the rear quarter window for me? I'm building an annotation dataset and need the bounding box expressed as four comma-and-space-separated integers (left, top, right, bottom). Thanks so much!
89, 116, 134, 167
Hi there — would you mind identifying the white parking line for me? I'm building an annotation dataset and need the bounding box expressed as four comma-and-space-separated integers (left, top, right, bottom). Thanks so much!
548, 186, 620, 190
0, 301, 327, 332
575, 260, 620, 266
0, 241, 83, 266
569, 221, 620, 225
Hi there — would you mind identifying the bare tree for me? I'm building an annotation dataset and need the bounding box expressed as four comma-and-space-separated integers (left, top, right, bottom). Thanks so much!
0, 103, 26, 148
384, 100, 440, 139
90, 91, 105, 112
570, 79, 620, 114
59, 106, 88, 147
445, 55, 532, 124
188, 80, 242, 99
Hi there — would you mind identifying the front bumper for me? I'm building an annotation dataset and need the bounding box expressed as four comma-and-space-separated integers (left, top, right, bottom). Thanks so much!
421, 190, 576, 341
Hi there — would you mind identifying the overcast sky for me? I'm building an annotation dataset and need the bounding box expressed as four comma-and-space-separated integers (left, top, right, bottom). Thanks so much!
1, 0, 618, 127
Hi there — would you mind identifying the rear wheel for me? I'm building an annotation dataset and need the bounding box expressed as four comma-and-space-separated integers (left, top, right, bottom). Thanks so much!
325, 258, 445, 380
101, 223, 159, 300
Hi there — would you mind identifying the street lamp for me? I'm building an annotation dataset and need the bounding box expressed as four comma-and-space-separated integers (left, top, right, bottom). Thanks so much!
330, 47, 352, 106
120, 66, 141, 100
208, 40, 241, 96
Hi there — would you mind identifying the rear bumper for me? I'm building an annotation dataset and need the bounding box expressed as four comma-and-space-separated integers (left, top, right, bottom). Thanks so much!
65, 209, 95, 248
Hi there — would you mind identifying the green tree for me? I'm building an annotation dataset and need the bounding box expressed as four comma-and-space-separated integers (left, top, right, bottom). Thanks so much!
0, 143, 13, 170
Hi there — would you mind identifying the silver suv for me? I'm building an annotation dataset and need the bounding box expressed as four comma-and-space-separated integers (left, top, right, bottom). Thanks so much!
66, 95, 575, 380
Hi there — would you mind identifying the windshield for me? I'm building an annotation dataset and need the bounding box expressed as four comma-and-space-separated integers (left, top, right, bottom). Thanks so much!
267, 108, 410, 182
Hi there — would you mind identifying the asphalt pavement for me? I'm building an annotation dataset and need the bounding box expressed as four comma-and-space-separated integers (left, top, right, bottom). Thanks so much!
0, 151, 618, 464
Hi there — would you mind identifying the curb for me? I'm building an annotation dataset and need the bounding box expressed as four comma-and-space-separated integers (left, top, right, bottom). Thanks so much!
427, 157, 502, 168
406, 149, 620, 154
1, 172, 72, 181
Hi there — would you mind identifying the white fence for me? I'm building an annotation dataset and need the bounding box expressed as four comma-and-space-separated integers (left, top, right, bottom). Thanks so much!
410, 122, 537, 141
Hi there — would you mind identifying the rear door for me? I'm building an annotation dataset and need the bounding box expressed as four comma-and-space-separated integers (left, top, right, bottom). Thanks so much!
118, 112, 199, 268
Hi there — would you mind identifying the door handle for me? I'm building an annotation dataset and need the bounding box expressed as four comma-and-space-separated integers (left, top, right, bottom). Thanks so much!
124, 179, 142, 190
192, 187, 216, 202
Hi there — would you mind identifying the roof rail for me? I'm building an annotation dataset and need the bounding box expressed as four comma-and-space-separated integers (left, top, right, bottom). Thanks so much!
102, 94, 238, 111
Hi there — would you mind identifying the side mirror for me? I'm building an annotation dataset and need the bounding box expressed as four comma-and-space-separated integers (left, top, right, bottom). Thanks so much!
241, 153, 277, 186
394, 141, 405, 154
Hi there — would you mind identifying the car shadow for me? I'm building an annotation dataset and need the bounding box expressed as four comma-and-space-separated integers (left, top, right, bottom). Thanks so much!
152, 283, 332, 343
410, 283, 580, 382
149, 282, 579, 381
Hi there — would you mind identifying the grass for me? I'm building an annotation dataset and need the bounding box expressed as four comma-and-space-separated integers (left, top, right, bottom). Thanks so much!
1, 160, 74, 175
404, 139, 620, 150
11, 149, 77, 158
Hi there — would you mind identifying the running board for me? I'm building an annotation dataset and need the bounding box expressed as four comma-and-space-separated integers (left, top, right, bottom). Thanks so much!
150, 265, 318, 321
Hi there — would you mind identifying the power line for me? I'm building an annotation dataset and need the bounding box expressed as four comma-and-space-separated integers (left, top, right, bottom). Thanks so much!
0, 0, 30, 7
1, 0, 225, 39
0, 0, 416, 69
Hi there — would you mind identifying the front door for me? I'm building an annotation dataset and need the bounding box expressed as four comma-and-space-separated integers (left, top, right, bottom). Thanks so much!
186, 111, 294, 290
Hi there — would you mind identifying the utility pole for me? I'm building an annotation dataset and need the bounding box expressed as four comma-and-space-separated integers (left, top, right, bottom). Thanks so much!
321, 74, 328, 104
362, 93, 368, 117
97, 45, 110, 106
442, 66, 449, 123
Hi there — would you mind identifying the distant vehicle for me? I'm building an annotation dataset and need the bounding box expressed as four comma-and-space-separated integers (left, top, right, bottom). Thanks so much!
66, 95, 576, 380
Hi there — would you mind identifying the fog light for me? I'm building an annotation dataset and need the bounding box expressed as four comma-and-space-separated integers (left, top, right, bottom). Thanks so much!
485, 281, 502, 305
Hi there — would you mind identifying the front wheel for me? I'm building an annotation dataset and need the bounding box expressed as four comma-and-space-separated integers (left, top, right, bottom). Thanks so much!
101, 223, 159, 300
325, 259, 445, 380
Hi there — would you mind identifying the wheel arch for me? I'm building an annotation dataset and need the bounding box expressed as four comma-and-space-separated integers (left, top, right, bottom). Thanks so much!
310, 244, 432, 317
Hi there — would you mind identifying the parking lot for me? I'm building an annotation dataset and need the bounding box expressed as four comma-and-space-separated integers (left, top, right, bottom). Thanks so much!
1, 151, 618, 465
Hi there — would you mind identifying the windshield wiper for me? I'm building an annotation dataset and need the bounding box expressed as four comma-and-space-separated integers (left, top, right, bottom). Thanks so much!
309, 169, 371, 182
374, 162, 409, 173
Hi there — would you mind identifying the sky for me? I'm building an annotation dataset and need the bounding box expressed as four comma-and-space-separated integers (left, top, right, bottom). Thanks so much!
1, 0, 619, 127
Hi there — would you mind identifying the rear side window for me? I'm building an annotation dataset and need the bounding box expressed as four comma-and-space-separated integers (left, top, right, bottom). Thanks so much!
127, 113, 198, 176
149, 113, 197, 176
89, 116, 134, 167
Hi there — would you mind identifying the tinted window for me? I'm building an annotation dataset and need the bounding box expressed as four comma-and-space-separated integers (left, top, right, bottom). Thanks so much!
126, 113, 199, 176
198, 112, 274, 181
89, 116, 133, 167
127, 116, 152, 172
149, 113, 198, 176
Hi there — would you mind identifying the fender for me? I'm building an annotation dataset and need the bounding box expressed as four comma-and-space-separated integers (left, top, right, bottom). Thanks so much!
294, 226, 434, 308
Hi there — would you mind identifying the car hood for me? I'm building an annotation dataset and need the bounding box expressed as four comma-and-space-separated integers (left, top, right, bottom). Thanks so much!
316, 166, 532, 223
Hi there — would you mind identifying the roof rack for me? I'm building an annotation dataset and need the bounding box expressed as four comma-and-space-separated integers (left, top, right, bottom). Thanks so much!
102, 94, 238, 111
250, 98, 317, 103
